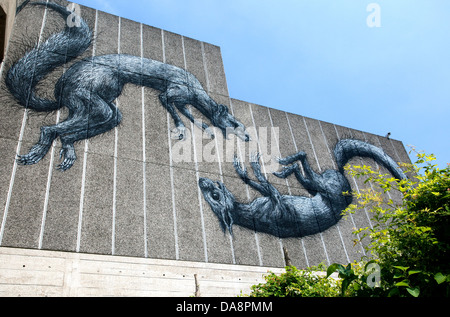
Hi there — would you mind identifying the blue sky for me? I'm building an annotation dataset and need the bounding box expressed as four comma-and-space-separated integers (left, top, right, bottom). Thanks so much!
74, 0, 450, 169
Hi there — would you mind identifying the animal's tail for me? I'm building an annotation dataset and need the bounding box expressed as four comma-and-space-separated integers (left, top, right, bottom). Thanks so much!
5, 1, 92, 112
334, 139, 407, 180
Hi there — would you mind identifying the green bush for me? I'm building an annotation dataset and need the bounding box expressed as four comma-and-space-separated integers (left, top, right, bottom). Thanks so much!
247, 265, 340, 297
336, 150, 450, 297
247, 150, 449, 297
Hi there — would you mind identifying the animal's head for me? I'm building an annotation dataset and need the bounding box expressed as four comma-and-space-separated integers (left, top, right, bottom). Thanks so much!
198, 177, 236, 235
212, 104, 250, 142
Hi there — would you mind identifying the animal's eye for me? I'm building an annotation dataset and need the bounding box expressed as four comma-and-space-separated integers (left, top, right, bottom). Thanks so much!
211, 192, 220, 201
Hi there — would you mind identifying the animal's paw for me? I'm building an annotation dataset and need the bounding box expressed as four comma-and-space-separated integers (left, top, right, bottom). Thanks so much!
17, 143, 51, 166
277, 151, 307, 165
171, 127, 187, 140
273, 163, 299, 179
233, 155, 248, 178
57, 146, 77, 171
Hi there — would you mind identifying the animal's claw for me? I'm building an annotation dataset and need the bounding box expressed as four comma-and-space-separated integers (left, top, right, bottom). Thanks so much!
16, 143, 51, 166
57, 146, 77, 171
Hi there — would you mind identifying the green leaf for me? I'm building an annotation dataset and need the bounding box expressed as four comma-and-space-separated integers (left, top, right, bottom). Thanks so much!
326, 263, 343, 278
393, 273, 403, 279
393, 266, 410, 272
408, 270, 421, 276
434, 273, 446, 284
395, 280, 410, 287
388, 288, 400, 297
407, 287, 420, 297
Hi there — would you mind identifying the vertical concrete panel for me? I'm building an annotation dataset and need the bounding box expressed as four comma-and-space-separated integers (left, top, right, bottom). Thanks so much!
183, 37, 236, 265
140, 24, 176, 260
112, 18, 145, 258
142, 25, 163, 62
247, 103, 284, 267
86, 10, 118, 158
114, 158, 145, 257
268, 108, 309, 268
146, 162, 176, 260
78, 10, 118, 255
0, 139, 18, 238
141, 27, 170, 167
183, 37, 223, 177
0, 150, 50, 248
183, 37, 207, 93
40, 162, 83, 252
302, 117, 348, 265
320, 121, 362, 261
284, 113, 328, 267
334, 124, 373, 252
221, 175, 261, 266
117, 19, 143, 162
173, 167, 205, 262
202, 43, 228, 97
40, 3, 98, 253
163, 31, 184, 68
0, 2, 46, 141
162, 30, 204, 262
0, 1, 50, 250
224, 99, 262, 266
198, 171, 234, 265
79, 153, 114, 255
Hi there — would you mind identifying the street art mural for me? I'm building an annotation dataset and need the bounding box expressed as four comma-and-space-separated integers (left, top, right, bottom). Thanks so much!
5, 2, 250, 171
199, 139, 407, 238
0, 0, 412, 267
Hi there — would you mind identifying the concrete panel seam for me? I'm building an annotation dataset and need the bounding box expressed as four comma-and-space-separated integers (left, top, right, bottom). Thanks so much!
140, 22, 148, 258
162, 29, 180, 260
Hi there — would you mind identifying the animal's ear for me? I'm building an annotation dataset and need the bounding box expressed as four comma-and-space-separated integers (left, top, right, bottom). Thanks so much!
216, 181, 227, 192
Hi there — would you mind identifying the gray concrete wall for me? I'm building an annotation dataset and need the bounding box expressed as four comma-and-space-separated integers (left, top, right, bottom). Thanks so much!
0, 247, 287, 297
0, 0, 411, 270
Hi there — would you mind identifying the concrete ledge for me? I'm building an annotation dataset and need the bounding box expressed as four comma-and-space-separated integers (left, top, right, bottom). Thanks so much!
0, 247, 285, 297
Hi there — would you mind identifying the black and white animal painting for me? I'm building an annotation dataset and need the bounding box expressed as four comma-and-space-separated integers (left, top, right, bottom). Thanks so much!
199, 139, 406, 238
5, 2, 250, 171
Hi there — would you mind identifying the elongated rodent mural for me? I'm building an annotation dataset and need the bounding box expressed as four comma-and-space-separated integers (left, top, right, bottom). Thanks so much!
6, 2, 249, 171
199, 139, 406, 238
0, 0, 410, 268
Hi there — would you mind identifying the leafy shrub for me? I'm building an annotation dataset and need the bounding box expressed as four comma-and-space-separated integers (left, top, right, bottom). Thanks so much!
247, 150, 449, 297
247, 265, 340, 297
339, 150, 450, 297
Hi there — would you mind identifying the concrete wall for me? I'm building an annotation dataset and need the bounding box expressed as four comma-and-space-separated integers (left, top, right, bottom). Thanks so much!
0, 0, 411, 282
0, 247, 287, 297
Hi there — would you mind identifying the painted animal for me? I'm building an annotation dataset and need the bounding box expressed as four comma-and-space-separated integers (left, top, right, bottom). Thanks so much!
199, 139, 407, 238
5, 2, 250, 171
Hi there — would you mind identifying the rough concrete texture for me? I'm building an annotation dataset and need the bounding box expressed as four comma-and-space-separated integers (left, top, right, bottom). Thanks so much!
0, 247, 287, 297
0, 0, 411, 269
